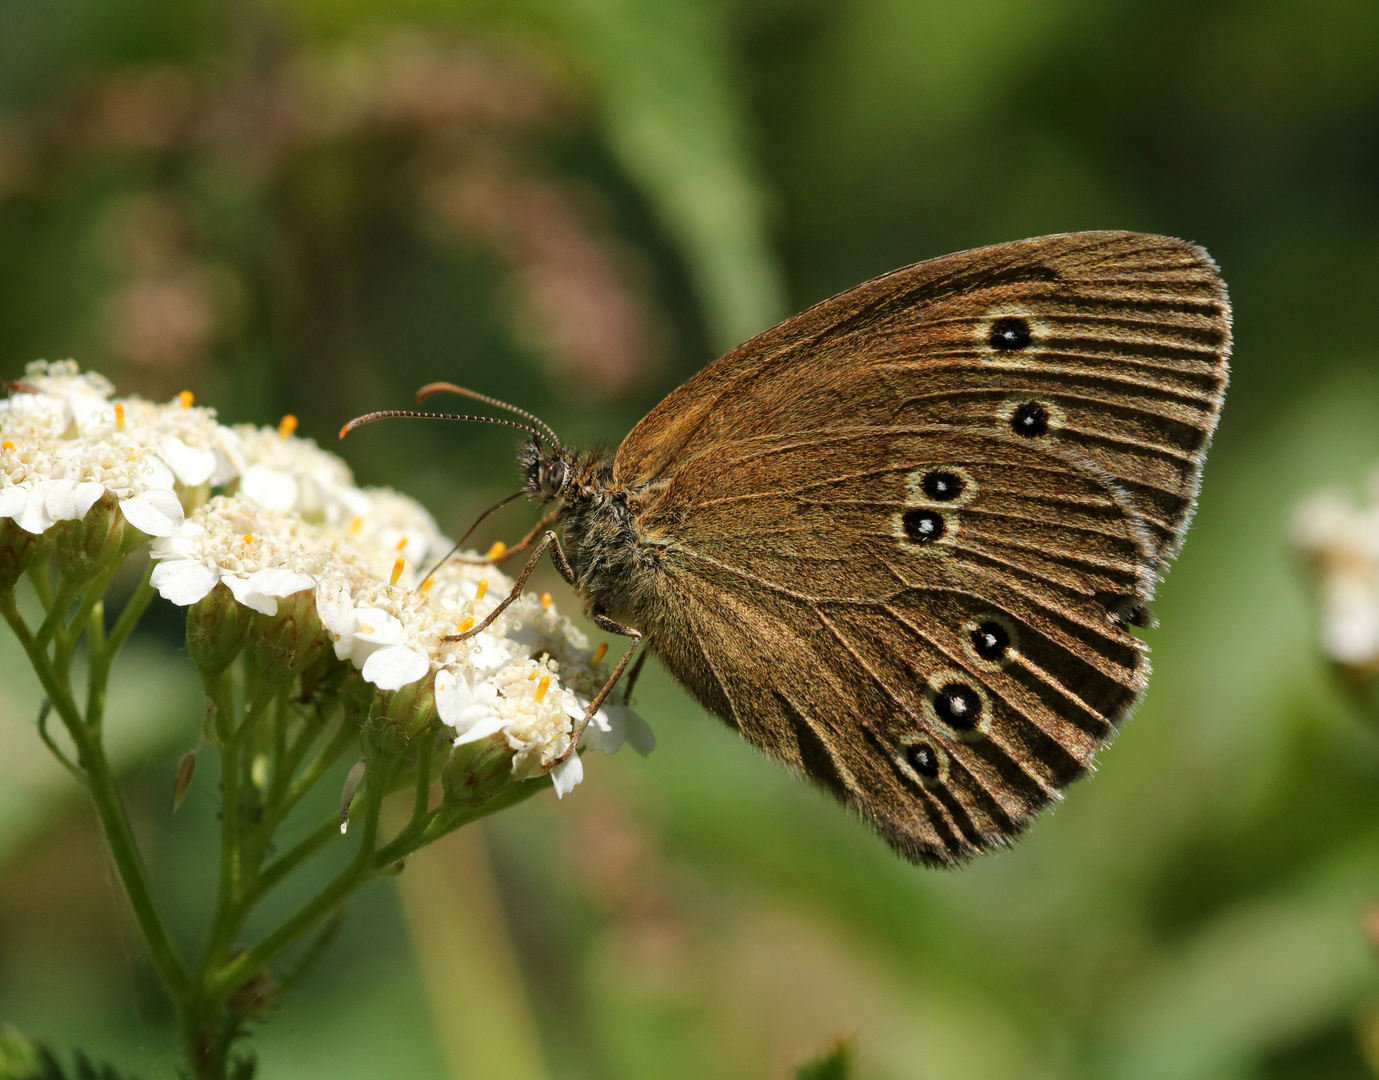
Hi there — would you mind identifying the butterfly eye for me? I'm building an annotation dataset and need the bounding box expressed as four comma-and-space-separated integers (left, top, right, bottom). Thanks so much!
902, 508, 946, 543
1010, 401, 1050, 437
988, 316, 1032, 351
540, 459, 567, 495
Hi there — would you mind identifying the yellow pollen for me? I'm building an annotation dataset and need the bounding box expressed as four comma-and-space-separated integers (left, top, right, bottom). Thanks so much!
591, 642, 608, 665
457, 616, 474, 634
114, 402, 125, 430
0, 440, 13, 452
475, 580, 488, 601
535, 676, 551, 702
178, 390, 194, 409
126, 449, 142, 462
242, 534, 253, 545
486, 541, 506, 560
277, 414, 298, 438
390, 557, 405, 586
349, 516, 363, 535
419, 575, 435, 597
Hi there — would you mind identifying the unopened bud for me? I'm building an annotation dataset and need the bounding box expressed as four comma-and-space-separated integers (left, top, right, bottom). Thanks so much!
172, 750, 197, 811
187, 584, 255, 675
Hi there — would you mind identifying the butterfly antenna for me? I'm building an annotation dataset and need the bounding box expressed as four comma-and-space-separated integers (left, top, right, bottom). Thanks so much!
414, 489, 527, 587
415, 382, 562, 452
339, 410, 543, 443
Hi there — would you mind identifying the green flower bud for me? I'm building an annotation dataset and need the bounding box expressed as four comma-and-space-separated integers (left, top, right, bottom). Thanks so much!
440, 735, 517, 809
52, 491, 129, 583
187, 583, 255, 675
249, 589, 328, 689
0, 519, 39, 594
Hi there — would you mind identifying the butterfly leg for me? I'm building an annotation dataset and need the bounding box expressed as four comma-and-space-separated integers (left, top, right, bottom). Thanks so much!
443, 530, 568, 642
551, 610, 643, 767
452, 509, 560, 566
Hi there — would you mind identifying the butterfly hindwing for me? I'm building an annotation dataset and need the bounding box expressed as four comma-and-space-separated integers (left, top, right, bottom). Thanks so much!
609, 231, 1229, 863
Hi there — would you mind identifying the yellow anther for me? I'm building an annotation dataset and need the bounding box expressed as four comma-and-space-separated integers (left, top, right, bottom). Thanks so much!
0, 440, 13, 452
419, 575, 435, 597
535, 676, 551, 703
457, 616, 475, 634
114, 402, 125, 430
486, 541, 506, 561
475, 579, 488, 601
395, 537, 408, 551
242, 534, 253, 545
349, 516, 363, 535
126, 450, 142, 462
591, 642, 608, 665
178, 390, 194, 409
277, 414, 298, 438
390, 557, 405, 586
540, 592, 552, 611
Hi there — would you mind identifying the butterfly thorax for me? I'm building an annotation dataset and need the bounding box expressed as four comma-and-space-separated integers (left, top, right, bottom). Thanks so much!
520, 441, 667, 623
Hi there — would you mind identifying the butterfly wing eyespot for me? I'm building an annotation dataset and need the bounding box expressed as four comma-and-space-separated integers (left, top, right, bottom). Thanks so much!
610, 231, 1228, 865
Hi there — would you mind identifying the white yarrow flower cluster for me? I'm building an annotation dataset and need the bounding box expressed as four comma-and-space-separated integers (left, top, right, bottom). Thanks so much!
1292, 476, 1379, 675
0, 360, 235, 537
2, 361, 650, 796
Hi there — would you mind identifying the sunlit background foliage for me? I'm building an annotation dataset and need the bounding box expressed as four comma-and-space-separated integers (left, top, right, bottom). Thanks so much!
2, 0, 1379, 1077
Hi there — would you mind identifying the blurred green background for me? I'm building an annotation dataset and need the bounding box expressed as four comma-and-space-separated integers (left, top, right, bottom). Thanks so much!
3, 0, 1379, 1077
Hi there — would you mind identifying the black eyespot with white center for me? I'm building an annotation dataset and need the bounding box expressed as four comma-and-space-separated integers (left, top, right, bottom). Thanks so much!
906, 742, 941, 780
1010, 401, 1050, 437
920, 470, 966, 502
989, 316, 1032, 351
970, 621, 1010, 662
933, 682, 983, 731
902, 509, 946, 543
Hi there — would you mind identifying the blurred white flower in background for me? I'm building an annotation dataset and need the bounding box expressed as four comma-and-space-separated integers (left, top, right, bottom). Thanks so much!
1292, 476, 1379, 678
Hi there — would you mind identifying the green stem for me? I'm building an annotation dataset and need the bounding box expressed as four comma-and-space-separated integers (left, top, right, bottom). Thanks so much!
1, 588, 190, 1002
207, 759, 391, 1000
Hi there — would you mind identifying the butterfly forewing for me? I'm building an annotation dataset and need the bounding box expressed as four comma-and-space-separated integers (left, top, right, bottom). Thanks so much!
612, 231, 1229, 864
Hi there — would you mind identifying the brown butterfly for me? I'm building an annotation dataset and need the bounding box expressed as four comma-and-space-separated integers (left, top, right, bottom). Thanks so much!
346, 231, 1231, 866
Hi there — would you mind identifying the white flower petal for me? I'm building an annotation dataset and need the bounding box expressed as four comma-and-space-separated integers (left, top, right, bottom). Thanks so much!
241, 465, 299, 510
119, 488, 185, 536
222, 573, 279, 615
246, 567, 316, 598
160, 435, 218, 486
70, 481, 106, 521
452, 713, 507, 746
352, 608, 406, 644
0, 487, 29, 520
550, 753, 583, 798
361, 644, 430, 690
150, 560, 221, 605
134, 453, 176, 492
68, 392, 112, 436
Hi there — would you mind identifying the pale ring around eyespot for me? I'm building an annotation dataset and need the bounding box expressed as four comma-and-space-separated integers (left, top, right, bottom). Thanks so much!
893, 505, 959, 550
961, 612, 1020, 670
895, 735, 949, 789
921, 668, 991, 740
906, 465, 978, 508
